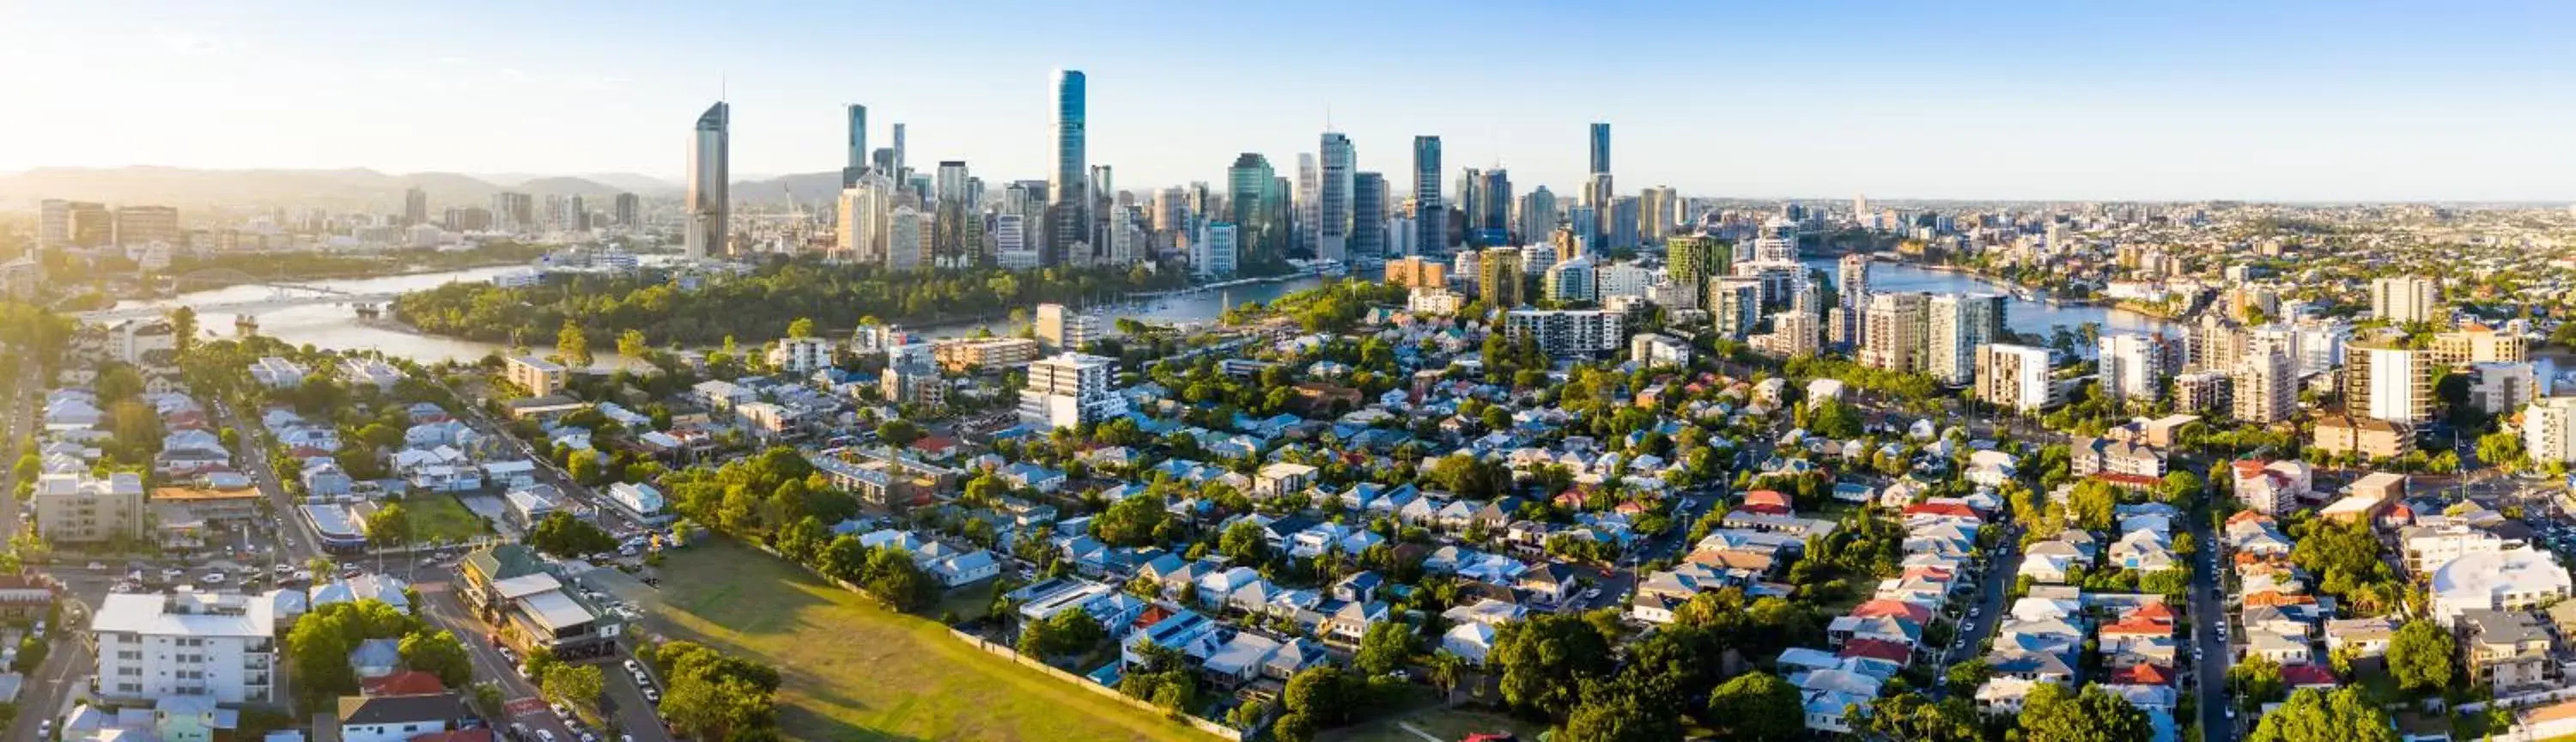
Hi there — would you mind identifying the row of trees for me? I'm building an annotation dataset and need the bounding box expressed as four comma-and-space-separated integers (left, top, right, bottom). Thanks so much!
644, 640, 784, 741
283, 600, 470, 709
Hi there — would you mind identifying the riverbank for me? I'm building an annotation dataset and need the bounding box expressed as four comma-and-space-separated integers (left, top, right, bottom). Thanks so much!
149, 254, 538, 295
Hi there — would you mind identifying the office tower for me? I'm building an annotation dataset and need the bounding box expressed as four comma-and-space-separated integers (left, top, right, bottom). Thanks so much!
891, 123, 908, 185
36, 199, 69, 252
685, 101, 730, 258
1516, 187, 1556, 244
1267, 176, 1292, 261
991, 214, 1032, 268
1317, 133, 1354, 264
568, 194, 589, 232
842, 104, 869, 187
1108, 204, 1147, 266
403, 186, 428, 227
887, 205, 924, 271
1034, 303, 1099, 352
67, 202, 112, 247
2349, 342, 2430, 426
1047, 70, 1087, 265
1665, 234, 1731, 299
613, 193, 639, 228
1088, 164, 1115, 258
872, 148, 896, 177
1197, 222, 1238, 277
1152, 186, 1189, 233
1478, 246, 1523, 308
1350, 172, 1386, 265
1413, 137, 1443, 255
1926, 294, 2005, 386
2098, 332, 2168, 406
836, 172, 896, 263
1456, 167, 1484, 246
2372, 276, 2439, 325
1862, 292, 1929, 373
112, 206, 179, 246
1292, 154, 1320, 258
1607, 197, 1640, 252
1975, 344, 2060, 413
489, 192, 528, 232
933, 161, 979, 267
1224, 155, 1276, 266
1710, 278, 1762, 338
1639, 186, 1679, 241
1565, 206, 1598, 257
1476, 169, 1511, 235
1589, 122, 1612, 178
2234, 351, 2296, 424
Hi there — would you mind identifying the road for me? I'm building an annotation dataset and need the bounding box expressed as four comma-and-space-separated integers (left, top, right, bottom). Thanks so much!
421, 585, 585, 742
1932, 523, 2023, 696
216, 402, 326, 565
2189, 508, 2233, 742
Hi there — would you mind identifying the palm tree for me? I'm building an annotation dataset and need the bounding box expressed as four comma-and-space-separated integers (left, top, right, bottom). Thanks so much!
1426, 650, 1468, 704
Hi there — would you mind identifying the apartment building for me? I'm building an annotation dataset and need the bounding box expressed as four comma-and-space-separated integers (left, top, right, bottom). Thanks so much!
94, 591, 279, 704
33, 471, 146, 543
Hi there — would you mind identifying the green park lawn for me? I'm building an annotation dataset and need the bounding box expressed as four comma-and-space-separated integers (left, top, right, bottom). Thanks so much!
647, 539, 1218, 742
396, 493, 490, 544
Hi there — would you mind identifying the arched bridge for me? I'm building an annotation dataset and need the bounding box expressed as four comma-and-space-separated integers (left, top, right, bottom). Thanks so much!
73, 267, 399, 323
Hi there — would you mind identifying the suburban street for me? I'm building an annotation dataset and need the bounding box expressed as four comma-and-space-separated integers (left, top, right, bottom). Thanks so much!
2189, 508, 2233, 742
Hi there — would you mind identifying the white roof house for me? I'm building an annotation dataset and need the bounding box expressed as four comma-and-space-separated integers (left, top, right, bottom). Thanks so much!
2432, 549, 2574, 626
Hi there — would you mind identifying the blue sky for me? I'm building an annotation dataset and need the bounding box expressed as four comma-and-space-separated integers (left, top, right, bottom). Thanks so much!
3, 0, 2571, 201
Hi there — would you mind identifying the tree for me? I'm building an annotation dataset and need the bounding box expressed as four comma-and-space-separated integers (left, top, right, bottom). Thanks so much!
1863, 692, 1984, 742
875, 418, 923, 448
1092, 492, 1169, 547
1353, 621, 1412, 678
565, 448, 605, 486
526, 512, 617, 558
1704, 672, 1803, 742
863, 547, 938, 611
1282, 665, 1358, 726
1557, 687, 1680, 742
2385, 620, 2454, 696
2247, 687, 2397, 742
168, 306, 197, 357
2229, 654, 2285, 707
787, 317, 816, 339
2020, 682, 2151, 742
617, 328, 649, 362
399, 629, 474, 690
365, 502, 411, 546
653, 642, 781, 740
542, 664, 606, 717
1219, 520, 1272, 566
556, 318, 592, 368
1489, 612, 1613, 718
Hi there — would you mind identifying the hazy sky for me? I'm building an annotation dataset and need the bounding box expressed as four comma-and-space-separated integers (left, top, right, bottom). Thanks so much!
4, 0, 2573, 201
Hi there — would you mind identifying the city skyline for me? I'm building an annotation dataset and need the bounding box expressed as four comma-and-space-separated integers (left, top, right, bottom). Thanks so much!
4, 1, 2576, 201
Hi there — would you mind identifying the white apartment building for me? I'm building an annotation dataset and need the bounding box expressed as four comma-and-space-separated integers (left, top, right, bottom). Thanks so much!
94, 591, 279, 704
2354, 344, 2430, 426
33, 471, 145, 543
1926, 294, 2002, 386
2372, 276, 2439, 325
1407, 288, 1464, 315
1019, 354, 1125, 430
1974, 344, 2058, 413
2097, 332, 2166, 406
2233, 352, 2296, 424
248, 357, 307, 389
765, 337, 835, 374
1861, 292, 1928, 374
1753, 311, 1821, 359
1596, 263, 1652, 300
1504, 309, 1623, 359
2524, 397, 2576, 465
1630, 333, 1691, 368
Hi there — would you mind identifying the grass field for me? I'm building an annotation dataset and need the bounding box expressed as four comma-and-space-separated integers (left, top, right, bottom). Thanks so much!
1323, 707, 1540, 742
398, 493, 491, 544
647, 539, 1218, 742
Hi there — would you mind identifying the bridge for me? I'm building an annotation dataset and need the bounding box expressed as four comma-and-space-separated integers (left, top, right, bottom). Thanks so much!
76, 291, 403, 323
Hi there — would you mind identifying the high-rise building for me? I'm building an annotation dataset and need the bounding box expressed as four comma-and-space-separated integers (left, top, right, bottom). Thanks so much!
1542, 256, 1596, 304
685, 101, 730, 258
1754, 311, 1821, 359
1666, 235, 1731, 299
1838, 254, 1873, 312
2234, 351, 2297, 424
933, 161, 979, 267
1152, 186, 1190, 234
1516, 186, 1557, 244
66, 202, 112, 247
491, 192, 533, 234
1351, 173, 1387, 265
1383, 256, 1447, 289
1862, 292, 1929, 373
1639, 186, 1679, 242
36, 199, 69, 251
1588, 122, 1612, 178
1034, 303, 1100, 352
837, 173, 896, 264
403, 186, 428, 227
2524, 397, 2576, 465
1975, 344, 2060, 413
112, 206, 179, 246
2372, 276, 2440, 325
892, 123, 908, 185
2098, 332, 2168, 406
1504, 309, 1623, 358
1018, 354, 1123, 430
1477, 246, 1523, 307
1607, 196, 1640, 252
843, 104, 870, 187
1318, 133, 1354, 263
1267, 175, 1292, 264
2349, 342, 2430, 426
1226, 155, 1277, 265
1413, 137, 1444, 255
1196, 222, 1239, 278
613, 192, 639, 228
1926, 294, 2006, 386
1710, 278, 1762, 338
1477, 169, 1511, 236
1752, 217, 1798, 263
887, 205, 925, 272
1294, 153, 1320, 258
1048, 70, 1088, 265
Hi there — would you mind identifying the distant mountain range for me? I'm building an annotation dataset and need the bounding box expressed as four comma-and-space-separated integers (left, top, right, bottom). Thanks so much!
0, 166, 858, 213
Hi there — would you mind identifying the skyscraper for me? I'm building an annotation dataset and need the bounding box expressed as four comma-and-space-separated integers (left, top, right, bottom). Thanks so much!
1318, 133, 1354, 263
1926, 294, 2005, 386
892, 123, 908, 186
837, 172, 895, 264
612, 193, 639, 228
842, 104, 869, 187
402, 186, 428, 227
685, 101, 730, 258
933, 161, 978, 267
1413, 136, 1443, 256
1588, 122, 1612, 177
1351, 172, 1386, 265
1296, 154, 1320, 258
1226, 154, 1276, 265
1477, 169, 1511, 235
1665, 234, 1731, 299
1516, 186, 1556, 244
1047, 70, 1088, 265
1639, 186, 1679, 241
2098, 332, 2169, 406
1478, 246, 1523, 308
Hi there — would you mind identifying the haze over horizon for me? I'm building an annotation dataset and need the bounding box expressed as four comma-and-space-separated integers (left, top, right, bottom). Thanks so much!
5, 0, 2573, 202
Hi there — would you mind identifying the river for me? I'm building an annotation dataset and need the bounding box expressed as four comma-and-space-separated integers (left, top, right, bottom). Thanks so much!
123, 256, 2153, 366
1801, 256, 2181, 339
121, 265, 1328, 366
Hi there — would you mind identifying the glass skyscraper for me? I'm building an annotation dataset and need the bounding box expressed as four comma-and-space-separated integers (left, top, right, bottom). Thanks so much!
1318, 132, 1354, 263
685, 101, 729, 258
1589, 122, 1612, 176
1048, 70, 1087, 265
1227, 154, 1275, 265
1413, 136, 1443, 256
1351, 172, 1386, 266
842, 104, 868, 187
